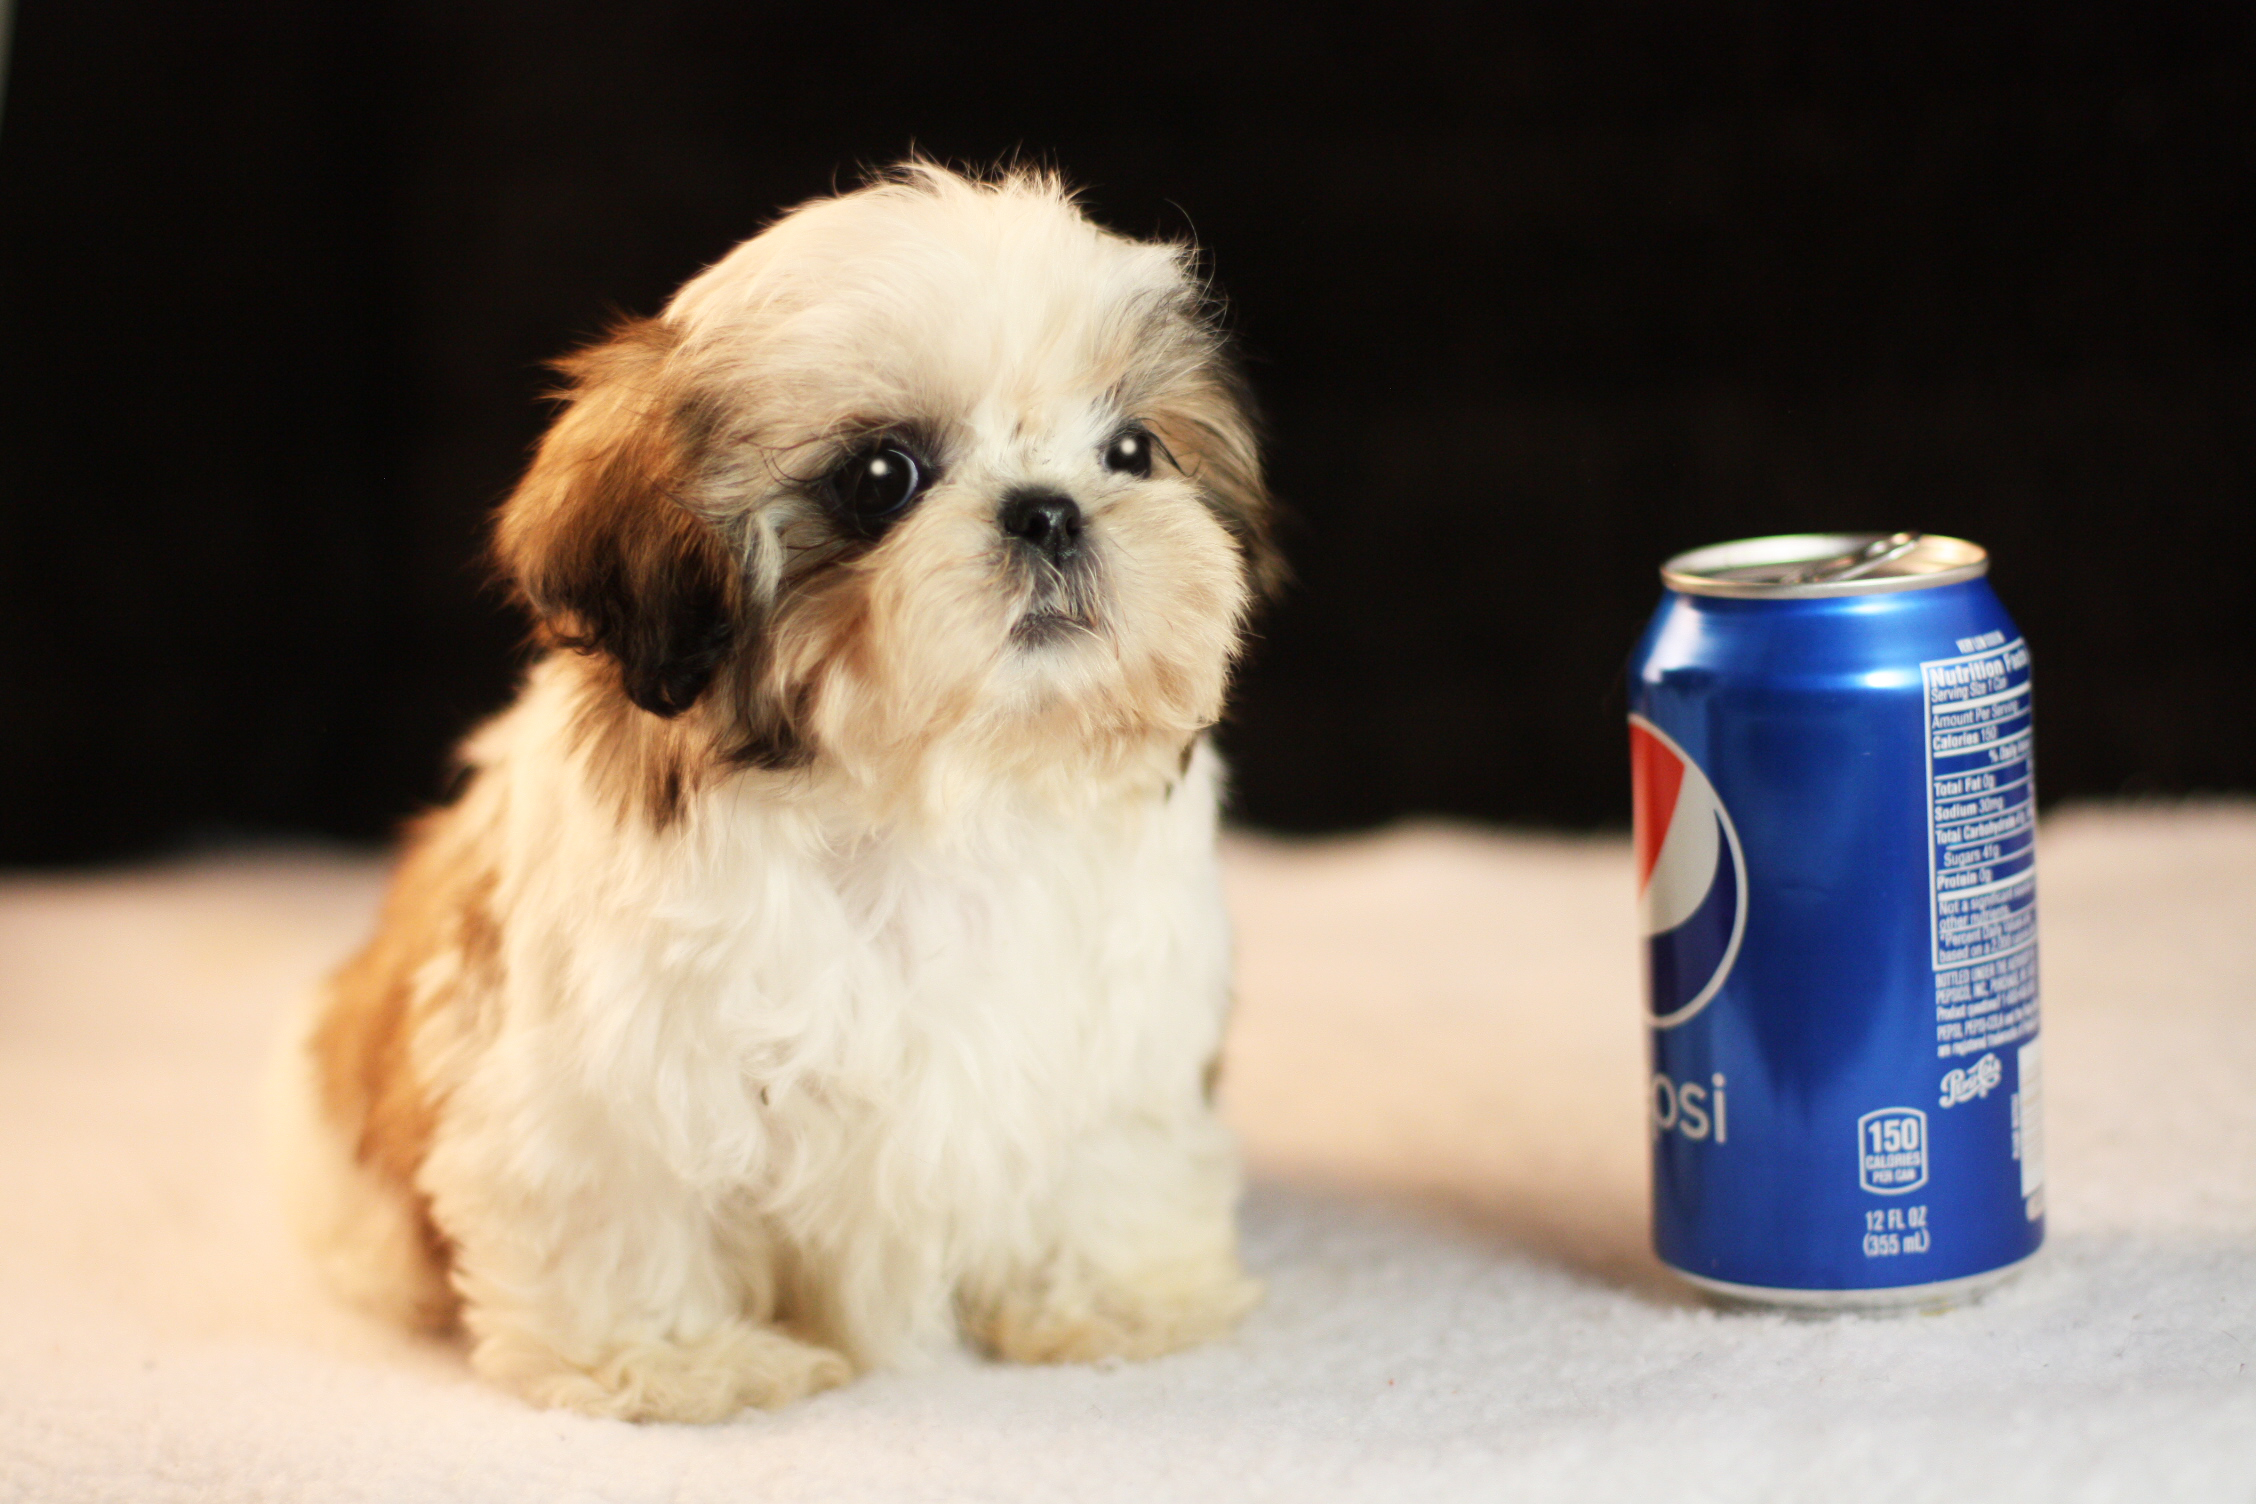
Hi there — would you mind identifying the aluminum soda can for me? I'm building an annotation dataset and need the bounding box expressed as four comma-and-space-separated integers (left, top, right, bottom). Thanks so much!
1628, 532, 2045, 1309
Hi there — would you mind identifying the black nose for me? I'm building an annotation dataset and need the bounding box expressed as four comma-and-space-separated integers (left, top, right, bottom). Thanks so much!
999, 488, 1085, 565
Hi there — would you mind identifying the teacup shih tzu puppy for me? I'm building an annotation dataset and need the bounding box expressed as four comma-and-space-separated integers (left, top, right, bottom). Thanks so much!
273, 162, 1281, 1421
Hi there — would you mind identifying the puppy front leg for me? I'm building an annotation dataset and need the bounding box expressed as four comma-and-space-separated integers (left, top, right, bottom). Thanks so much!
966, 1112, 1261, 1365
436, 1164, 850, 1422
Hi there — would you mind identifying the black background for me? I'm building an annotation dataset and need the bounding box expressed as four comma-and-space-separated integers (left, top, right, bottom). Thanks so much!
2, 2, 2250, 864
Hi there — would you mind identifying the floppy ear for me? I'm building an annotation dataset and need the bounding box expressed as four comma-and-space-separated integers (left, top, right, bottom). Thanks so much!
1153, 361, 1287, 608
494, 319, 737, 719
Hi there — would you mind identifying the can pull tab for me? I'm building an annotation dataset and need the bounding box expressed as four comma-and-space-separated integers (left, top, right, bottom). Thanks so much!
1785, 531, 1924, 585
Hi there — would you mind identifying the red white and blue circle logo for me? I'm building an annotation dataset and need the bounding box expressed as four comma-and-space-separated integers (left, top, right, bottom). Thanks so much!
1630, 715, 1748, 1029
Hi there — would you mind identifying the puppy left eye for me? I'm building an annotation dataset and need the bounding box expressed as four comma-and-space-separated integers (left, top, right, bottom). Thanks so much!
1102, 427, 1155, 479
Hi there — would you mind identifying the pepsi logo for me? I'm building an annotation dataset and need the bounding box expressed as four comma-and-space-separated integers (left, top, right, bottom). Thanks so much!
1630, 714, 1747, 1028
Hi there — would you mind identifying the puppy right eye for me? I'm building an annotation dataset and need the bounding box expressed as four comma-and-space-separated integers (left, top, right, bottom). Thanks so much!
829, 444, 929, 532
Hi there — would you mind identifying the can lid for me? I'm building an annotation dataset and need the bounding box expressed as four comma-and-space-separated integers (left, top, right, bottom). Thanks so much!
1661, 532, 1990, 598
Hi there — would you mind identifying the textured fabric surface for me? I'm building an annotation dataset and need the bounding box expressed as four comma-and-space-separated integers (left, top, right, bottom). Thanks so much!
3, 804, 2251, 1502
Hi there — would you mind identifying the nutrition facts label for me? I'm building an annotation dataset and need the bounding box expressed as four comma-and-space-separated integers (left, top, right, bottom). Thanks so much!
1923, 633, 2039, 1059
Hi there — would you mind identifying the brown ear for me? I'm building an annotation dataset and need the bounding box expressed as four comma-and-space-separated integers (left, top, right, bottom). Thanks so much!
1153, 362, 1287, 608
494, 319, 737, 718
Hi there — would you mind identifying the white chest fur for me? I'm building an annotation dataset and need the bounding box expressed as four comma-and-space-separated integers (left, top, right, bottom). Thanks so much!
419, 664, 1238, 1368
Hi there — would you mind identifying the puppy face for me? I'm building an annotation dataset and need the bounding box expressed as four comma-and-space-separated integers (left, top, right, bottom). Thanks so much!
495, 165, 1278, 818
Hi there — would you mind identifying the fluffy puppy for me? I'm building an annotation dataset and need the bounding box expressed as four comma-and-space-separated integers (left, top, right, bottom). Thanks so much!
274, 163, 1280, 1421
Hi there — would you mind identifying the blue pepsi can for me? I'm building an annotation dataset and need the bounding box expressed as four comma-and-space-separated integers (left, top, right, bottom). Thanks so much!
1629, 533, 2044, 1309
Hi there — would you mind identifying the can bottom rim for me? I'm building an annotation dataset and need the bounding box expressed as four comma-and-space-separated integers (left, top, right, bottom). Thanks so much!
1670, 1248, 2042, 1316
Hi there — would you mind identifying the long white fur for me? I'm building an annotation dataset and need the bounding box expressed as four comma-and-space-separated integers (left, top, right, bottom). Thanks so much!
278, 165, 1263, 1421
433, 668, 1243, 1381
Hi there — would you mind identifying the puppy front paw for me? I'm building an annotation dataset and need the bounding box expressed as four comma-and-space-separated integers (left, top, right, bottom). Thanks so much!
473, 1321, 853, 1422
973, 1259, 1262, 1365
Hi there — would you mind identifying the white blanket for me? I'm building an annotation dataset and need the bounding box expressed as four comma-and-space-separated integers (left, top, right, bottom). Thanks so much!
4, 805, 2251, 1501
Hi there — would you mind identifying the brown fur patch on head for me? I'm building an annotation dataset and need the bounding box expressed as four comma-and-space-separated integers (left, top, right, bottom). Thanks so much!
1084, 269, 1280, 613
493, 318, 828, 826
495, 319, 743, 721
1147, 364, 1285, 610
